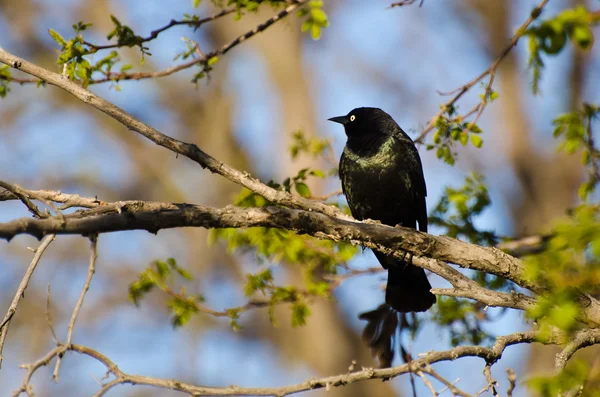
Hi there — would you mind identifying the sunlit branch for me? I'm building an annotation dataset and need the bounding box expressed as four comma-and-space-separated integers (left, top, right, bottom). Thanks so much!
14, 329, 599, 397
0, 48, 349, 222
4, 197, 597, 324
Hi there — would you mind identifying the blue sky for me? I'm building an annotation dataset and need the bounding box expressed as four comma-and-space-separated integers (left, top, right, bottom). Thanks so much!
1, 1, 599, 396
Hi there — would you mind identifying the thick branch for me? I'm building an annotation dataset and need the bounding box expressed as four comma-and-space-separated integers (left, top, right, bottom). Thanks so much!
0, 48, 348, 222
3, 198, 600, 323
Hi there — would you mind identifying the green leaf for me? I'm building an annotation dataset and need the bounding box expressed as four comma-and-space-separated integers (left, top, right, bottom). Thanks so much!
295, 182, 311, 198
301, 20, 311, 33
110, 14, 122, 27
570, 24, 594, 50
309, 169, 325, 178
207, 56, 219, 66
310, 8, 328, 25
291, 301, 310, 327
192, 0, 201, 7
48, 29, 67, 47
471, 134, 483, 148
310, 23, 321, 40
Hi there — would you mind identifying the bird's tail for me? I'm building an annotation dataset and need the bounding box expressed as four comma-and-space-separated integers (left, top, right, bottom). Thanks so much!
385, 257, 436, 312
373, 252, 436, 312
358, 304, 398, 367
360, 254, 436, 367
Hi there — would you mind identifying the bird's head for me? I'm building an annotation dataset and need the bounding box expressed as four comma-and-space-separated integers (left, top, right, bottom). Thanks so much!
328, 107, 394, 139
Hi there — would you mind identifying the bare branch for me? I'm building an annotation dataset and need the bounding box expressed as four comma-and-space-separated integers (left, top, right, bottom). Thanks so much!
0, 186, 103, 209
506, 368, 516, 397
52, 236, 98, 381
0, 48, 349, 222
15, 329, 595, 397
0, 181, 47, 219
45, 284, 59, 344
0, 235, 55, 369
555, 328, 600, 373
422, 366, 471, 397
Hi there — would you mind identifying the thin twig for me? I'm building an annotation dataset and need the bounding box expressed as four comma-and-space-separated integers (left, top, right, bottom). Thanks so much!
89, 0, 310, 84
0, 185, 103, 209
423, 367, 470, 397
82, 7, 238, 51
413, 0, 550, 144
0, 181, 47, 219
0, 235, 55, 369
308, 189, 343, 201
506, 368, 516, 397
417, 370, 438, 396
52, 236, 98, 381
45, 284, 59, 344
483, 364, 499, 397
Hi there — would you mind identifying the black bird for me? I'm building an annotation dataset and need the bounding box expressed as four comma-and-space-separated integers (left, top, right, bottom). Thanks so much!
329, 107, 436, 365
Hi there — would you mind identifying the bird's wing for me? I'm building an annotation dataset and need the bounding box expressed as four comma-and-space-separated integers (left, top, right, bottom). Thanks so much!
393, 133, 428, 233
339, 151, 363, 221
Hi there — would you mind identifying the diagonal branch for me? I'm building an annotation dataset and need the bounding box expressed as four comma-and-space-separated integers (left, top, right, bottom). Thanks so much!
0, 47, 348, 222
0, 235, 55, 369
4, 199, 598, 322
52, 236, 98, 381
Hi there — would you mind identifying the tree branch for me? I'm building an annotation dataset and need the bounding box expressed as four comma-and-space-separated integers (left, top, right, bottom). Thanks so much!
89, 0, 310, 84
0, 47, 348, 222
52, 236, 98, 381
0, 235, 55, 369
82, 7, 238, 52
14, 329, 596, 397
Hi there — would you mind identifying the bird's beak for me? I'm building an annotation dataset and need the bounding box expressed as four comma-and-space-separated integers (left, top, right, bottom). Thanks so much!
328, 115, 349, 125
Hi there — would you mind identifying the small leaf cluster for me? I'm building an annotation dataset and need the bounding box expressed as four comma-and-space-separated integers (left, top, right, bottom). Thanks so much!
552, 103, 600, 200
243, 269, 313, 327
525, 205, 600, 337
128, 258, 200, 327
525, 5, 599, 93
289, 130, 332, 161
209, 0, 287, 20
209, 175, 358, 328
298, 0, 329, 40
47, 23, 133, 88
0, 65, 10, 98
48, 27, 95, 87
528, 360, 597, 397
426, 104, 485, 165
429, 172, 496, 246
106, 15, 150, 56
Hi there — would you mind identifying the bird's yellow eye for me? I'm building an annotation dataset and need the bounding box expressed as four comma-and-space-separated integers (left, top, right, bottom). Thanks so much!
350, 115, 356, 122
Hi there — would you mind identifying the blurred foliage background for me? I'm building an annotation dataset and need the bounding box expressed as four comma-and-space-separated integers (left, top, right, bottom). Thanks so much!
1, 0, 599, 396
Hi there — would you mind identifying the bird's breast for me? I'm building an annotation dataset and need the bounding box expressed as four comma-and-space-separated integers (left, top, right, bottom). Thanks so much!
340, 138, 416, 224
